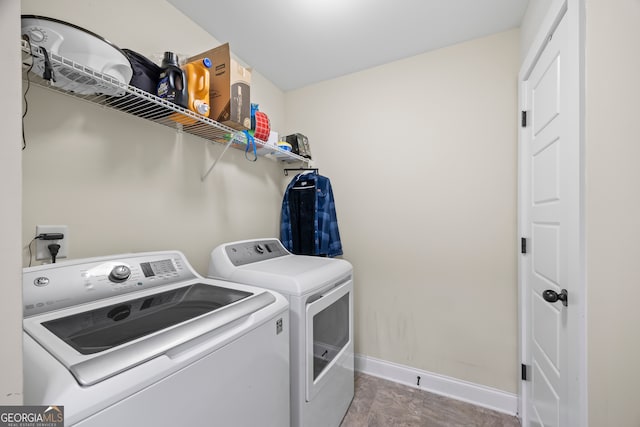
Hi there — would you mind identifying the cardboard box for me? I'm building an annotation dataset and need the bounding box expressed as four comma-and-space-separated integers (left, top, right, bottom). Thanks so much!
189, 43, 251, 131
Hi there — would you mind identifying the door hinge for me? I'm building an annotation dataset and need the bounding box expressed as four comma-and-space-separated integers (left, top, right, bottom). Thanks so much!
521, 363, 529, 381
521, 111, 527, 127
521, 237, 527, 254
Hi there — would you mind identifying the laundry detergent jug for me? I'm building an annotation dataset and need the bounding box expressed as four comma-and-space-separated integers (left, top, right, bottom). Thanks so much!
171, 57, 211, 125
157, 51, 188, 109
185, 57, 211, 116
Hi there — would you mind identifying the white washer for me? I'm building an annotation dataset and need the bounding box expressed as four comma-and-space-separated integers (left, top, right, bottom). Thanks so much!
23, 251, 290, 427
208, 238, 354, 427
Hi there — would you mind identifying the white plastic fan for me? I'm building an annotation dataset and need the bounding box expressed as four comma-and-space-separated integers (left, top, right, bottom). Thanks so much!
22, 15, 133, 97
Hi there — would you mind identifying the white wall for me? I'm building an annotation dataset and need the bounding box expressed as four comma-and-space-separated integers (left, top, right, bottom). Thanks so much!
0, 0, 24, 405
20, 0, 290, 274
585, 0, 640, 425
285, 29, 520, 393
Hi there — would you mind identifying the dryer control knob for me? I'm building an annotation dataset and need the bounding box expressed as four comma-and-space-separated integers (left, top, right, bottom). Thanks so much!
255, 244, 265, 254
109, 265, 131, 283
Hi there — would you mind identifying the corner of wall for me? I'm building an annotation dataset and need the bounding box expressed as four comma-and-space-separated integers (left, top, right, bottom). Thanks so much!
0, 0, 24, 405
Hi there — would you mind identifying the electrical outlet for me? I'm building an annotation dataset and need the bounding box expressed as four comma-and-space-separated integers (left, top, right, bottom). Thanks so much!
35, 225, 69, 261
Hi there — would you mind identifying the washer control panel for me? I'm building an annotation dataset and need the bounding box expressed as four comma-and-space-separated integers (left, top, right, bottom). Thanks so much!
23, 251, 196, 316
225, 239, 289, 266
109, 265, 131, 283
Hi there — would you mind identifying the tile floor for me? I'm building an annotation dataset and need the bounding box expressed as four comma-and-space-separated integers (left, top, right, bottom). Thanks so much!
340, 373, 521, 427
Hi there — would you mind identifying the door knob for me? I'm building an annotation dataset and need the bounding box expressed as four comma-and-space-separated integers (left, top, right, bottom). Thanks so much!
542, 289, 568, 307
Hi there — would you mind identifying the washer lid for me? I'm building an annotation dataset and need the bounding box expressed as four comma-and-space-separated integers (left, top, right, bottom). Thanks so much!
42, 283, 252, 355
24, 281, 275, 387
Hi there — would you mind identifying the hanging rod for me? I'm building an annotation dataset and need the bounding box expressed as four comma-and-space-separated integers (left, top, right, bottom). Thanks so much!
284, 168, 318, 176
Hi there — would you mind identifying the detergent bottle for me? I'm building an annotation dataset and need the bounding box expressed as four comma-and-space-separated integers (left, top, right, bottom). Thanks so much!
171, 57, 211, 125
157, 51, 189, 109
185, 57, 211, 117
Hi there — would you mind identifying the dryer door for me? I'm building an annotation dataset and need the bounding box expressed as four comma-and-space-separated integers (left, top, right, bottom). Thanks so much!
305, 276, 353, 402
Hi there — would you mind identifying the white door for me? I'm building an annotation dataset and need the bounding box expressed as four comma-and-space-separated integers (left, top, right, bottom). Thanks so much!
519, 9, 581, 427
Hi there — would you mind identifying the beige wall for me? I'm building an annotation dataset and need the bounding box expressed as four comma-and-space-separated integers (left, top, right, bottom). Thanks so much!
0, 0, 24, 405
21, 0, 289, 274
285, 30, 520, 393
586, 0, 640, 425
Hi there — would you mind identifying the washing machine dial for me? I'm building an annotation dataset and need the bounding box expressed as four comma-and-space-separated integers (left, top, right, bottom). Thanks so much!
28, 29, 45, 43
109, 265, 131, 283
255, 244, 266, 254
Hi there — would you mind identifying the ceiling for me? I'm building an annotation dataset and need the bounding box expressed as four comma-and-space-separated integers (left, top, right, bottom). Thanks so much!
168, 0, 529, 92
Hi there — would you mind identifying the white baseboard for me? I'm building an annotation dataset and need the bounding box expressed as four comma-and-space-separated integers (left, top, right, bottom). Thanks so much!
354, 354, 519, 416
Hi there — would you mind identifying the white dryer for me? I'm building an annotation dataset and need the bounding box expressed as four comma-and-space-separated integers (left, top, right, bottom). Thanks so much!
23, 251, 290, 427
208, 238, 354, 427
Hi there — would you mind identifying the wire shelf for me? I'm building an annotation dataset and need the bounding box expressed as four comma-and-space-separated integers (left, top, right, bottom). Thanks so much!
20, 39, 307, 179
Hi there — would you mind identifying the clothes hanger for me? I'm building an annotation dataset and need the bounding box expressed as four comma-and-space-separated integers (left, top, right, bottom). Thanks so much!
284, 168, 318, 176
290, 169, 318, 189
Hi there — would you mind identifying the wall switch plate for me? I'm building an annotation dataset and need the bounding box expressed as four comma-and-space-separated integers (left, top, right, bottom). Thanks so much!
35, 225, 69, 261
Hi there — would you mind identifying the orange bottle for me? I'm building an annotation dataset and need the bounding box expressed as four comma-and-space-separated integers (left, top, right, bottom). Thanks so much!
171, 57, 211, 125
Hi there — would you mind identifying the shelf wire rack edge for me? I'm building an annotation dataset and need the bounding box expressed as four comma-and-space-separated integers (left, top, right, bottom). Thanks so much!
20, 39, 308, 172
